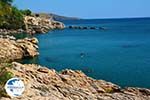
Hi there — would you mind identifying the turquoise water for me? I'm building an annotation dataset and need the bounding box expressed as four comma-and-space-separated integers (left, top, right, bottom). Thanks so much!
22, 18, 150, 88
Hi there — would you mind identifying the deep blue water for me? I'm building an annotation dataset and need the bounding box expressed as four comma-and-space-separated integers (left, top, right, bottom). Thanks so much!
22, 18, 150, 88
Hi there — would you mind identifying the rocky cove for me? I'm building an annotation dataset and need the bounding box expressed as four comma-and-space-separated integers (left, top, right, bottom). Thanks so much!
0, 16, 150, 100
0, 36, 150, 99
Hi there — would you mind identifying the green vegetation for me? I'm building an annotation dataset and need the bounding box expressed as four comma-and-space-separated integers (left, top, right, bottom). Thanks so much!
1, 0, 13, 4
0, 63, 13, 85
0, 0, 32, 29
0, 63, 14, 97
20, 9, 32, 16
104, 87, 114, 93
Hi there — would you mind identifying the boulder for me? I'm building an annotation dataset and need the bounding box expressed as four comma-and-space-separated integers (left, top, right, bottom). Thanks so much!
0, 37, 39, 63
90, 27, 96, 29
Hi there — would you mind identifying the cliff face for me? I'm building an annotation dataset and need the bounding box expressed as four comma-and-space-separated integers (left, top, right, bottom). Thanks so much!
24, 16, 65, 34
0, 37, 39, 63
0, 62, 150, 100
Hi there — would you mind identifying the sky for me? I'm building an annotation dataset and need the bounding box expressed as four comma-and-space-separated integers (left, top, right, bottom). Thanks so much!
14, 0, 150, 19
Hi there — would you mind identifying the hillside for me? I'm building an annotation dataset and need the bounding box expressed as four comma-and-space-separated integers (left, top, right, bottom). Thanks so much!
33, 13, 80, 21
49, 13, 80, 21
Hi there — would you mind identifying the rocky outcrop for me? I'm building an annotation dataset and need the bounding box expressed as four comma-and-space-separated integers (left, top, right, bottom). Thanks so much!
0, 35, 16, 40
24, 16, 65, 34
0, 16, 65, 35
0, 62, 149, 100
0, 37, 39, 63
0, 29, 26, 35
68, 25, 107, 30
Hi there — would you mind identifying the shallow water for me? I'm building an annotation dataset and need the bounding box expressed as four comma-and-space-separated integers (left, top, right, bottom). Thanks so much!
22, 18, 150, 88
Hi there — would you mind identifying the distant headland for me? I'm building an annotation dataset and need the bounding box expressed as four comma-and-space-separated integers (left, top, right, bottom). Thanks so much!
33, 13, 81, 21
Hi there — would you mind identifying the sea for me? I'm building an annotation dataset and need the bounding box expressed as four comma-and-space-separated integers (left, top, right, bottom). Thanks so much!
19, 18, 150, 88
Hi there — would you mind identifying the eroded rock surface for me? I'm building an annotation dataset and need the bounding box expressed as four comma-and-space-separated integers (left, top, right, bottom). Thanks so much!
0, 62, 149, 100
0, 37, 39, 63
24, 16, 65, 34
0, 16, 65, 35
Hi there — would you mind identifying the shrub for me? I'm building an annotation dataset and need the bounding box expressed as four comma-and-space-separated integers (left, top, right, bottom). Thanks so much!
1, 0, 13, 5
0, 1, 25, 29
0, 63, 14, 97
20, 9, 32, 16
0, 63, 14, 85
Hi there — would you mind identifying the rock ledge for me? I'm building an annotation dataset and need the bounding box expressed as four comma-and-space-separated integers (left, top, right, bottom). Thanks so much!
0, 37, 39, 63
0, 62, 149, 100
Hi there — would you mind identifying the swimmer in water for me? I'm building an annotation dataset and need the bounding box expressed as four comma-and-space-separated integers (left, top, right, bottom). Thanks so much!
80, 52, 85, 58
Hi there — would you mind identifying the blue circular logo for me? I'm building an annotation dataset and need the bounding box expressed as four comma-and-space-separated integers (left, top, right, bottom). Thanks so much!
5, 78, 25, 97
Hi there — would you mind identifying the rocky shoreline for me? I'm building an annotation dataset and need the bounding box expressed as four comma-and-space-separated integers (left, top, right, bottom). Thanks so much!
0, 16, 65, 35
0, 62, 150, 100
0, 36, 39, 63
24, 16, 65, 34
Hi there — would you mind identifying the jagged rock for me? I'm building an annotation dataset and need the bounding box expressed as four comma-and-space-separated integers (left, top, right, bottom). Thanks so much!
0, 62, 149, 100
0, 29, 26, 35
0, 35, 16, 40
68, 26, 99, 30
37, 67, 49, 73
90, 27, 96, 29
123, 87, 150, 96
0, 16, 65, 34
0, 38, 39, 63
24, 16, 65, 34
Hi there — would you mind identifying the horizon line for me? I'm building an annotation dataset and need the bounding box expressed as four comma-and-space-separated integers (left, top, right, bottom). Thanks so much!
31, 11, 150, 20
83, 16, 150, 20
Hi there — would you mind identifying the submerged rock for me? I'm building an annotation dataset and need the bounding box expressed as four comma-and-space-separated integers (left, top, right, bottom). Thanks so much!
0, 62, 149, 100
68, 25, 103, 30
0, 37, 39, 63
99, 27, 107, 30
90, 27, 96, 29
